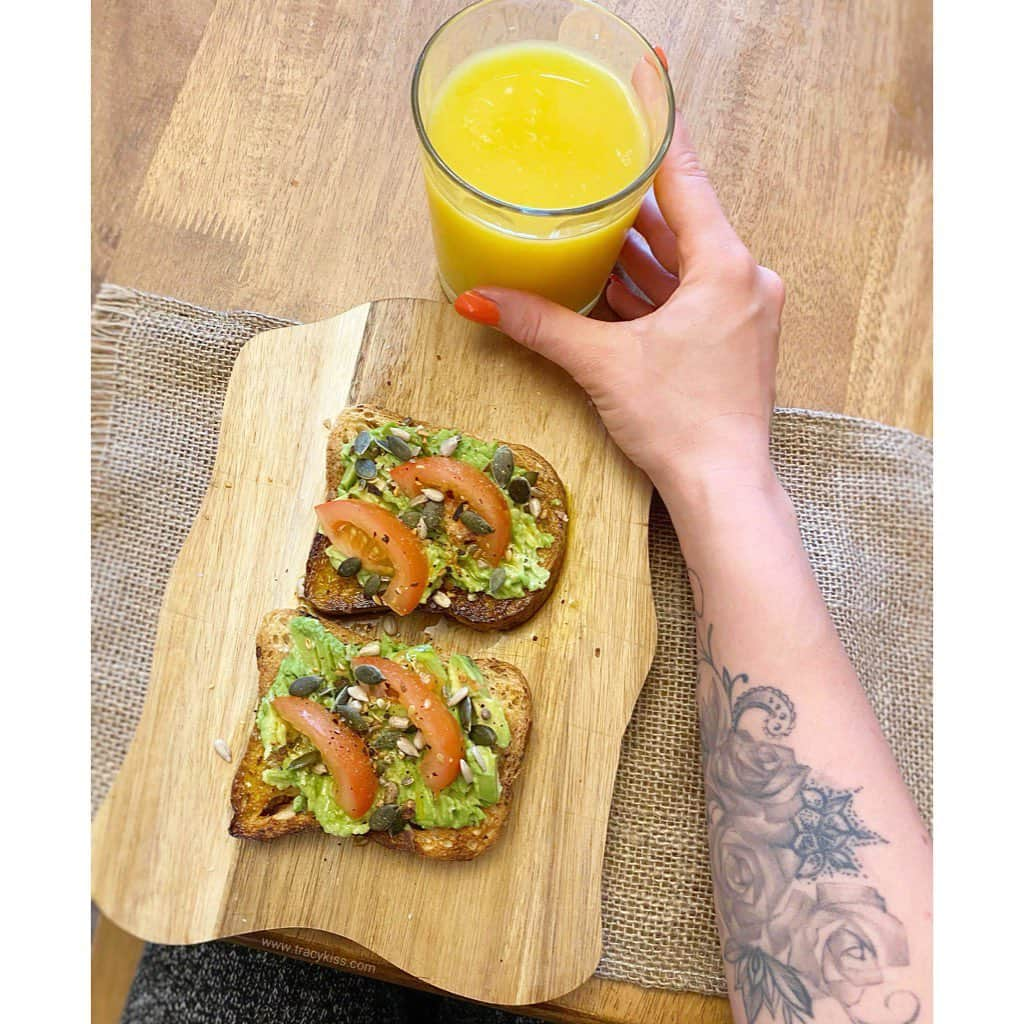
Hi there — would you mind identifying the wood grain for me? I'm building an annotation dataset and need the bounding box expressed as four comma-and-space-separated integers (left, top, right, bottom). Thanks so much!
91, 298, 658, 1006
92, 0, 931, 1019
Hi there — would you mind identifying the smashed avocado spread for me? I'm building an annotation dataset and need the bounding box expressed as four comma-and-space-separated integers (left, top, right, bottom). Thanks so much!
258, 616, 511, 837
324, 422, 555, 600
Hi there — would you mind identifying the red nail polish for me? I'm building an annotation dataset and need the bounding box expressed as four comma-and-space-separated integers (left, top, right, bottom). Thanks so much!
608, 272, 626, 289
654, 45, 668, 71
454, 290, 501, 326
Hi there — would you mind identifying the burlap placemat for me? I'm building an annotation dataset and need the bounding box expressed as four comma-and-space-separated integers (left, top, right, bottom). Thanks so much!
92, 283, 932, 996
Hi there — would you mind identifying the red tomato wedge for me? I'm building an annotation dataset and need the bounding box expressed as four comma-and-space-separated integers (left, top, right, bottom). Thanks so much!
390, 457, 511, 567
272, 696, 377, 819
315, 499, 429, 616
352, 656, 462, 793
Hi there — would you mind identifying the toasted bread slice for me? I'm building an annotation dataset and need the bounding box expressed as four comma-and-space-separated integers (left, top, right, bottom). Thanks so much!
229, 609, 532, 860
303, 405, 568, 631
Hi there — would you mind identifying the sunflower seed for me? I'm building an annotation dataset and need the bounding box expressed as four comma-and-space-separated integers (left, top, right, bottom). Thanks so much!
357, 641, 380, 657
213, 738, 232, 763
375, 697, 386, 708
348, 684, 371, 703
388, 715, 410, 730
528, 497, 542, 518
447, 685, 470, 707
381, 615, 398, 636
389, 427, 411, 441
409, 493, 429, 507
415, 518, 428, 540
354, 663, 384, 686
467, 593, 478, 602
273, 807, 297, 821
397, 736, 420, 758
459, 509, 494, 535
491, 445, 514, 486
507, 476, 531, 504
382, 781, 399, 803
352, 430, 374, 456
362, 573, 382, 597
469, 746, 488, 771
402, 776, 414, 787
355, 458, 377, 479
287, 749, 322, 770
413, 730, 425, 750
288, 674, 323, 697
312, 763, 329, 775
337, 556, 362, 577
438, 434, 460, 457
460, 758, 474, 784
487, 567, 506, 597
432, 590, 452, 609
422, 487, 445, 503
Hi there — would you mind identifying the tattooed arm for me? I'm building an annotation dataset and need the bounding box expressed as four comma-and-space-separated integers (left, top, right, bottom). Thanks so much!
455, 108, 932, 1022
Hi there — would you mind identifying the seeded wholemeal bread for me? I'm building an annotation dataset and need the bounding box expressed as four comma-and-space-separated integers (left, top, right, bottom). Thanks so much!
303, 405, 568, 631
229, 609, 532, 860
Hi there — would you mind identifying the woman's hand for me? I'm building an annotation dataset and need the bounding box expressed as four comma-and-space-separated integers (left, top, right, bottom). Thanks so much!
453, 114, 784, 497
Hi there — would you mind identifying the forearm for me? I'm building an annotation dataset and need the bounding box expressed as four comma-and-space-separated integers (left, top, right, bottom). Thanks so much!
659, 463, 932, 1024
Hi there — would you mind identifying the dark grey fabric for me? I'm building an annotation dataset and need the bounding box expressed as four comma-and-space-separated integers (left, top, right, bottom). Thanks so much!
121, 942, 537, 1024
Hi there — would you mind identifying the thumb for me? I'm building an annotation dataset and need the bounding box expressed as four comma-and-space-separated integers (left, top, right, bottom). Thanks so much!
453, 287, 610, 380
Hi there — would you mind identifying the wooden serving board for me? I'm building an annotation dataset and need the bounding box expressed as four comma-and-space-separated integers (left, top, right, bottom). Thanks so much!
91, 298, 657, 1006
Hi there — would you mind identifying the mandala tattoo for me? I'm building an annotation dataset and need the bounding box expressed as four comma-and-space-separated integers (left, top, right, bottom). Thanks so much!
696, 610, 920, 1024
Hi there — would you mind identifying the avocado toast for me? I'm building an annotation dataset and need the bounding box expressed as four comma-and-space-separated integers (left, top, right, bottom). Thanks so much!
230, 609, 532, 859
303, 405, 568, 630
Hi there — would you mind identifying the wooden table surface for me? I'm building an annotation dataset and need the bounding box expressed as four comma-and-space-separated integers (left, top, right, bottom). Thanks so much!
91, 1, 932, 1021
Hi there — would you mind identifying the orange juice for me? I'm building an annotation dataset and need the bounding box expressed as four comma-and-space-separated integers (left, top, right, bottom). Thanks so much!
422, 42, 651, 312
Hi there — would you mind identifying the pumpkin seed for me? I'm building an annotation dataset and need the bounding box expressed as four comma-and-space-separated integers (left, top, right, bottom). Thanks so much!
337, 556, 362, 577
355, 458, 377, 480
522, 470, 539, 486
460, 759, 474, 784
362, 573, 382, 597
399, 507, 422, 529
459, 509, 494, 535
287, 749, 322, 770
487, 567, 506, 597
369, 729, 402, 751
507, 476, 531, 504
288, 674, 323, 697
331, 687, 351, 711
469, 724, 497, 747
354, 663, 384, 686
422, 486, 445, 503
491, 445, 515, 487
335, 704, 369, 732
352, 429, 374, 456
369, 803, 402, 833
420, 500, 443, 533
438, 434, 460, 457
458, 695, 473, 730
381, 433, 413, 461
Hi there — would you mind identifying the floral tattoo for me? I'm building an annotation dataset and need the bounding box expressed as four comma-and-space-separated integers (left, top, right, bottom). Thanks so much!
697, 616, 919, 1023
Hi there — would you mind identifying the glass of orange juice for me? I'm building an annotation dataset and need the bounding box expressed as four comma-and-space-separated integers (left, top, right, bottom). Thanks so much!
412, 0, 674, 314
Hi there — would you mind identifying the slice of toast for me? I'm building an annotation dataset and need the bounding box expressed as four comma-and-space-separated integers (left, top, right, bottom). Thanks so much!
303, 405, 568, 631
229, 609, 532, 860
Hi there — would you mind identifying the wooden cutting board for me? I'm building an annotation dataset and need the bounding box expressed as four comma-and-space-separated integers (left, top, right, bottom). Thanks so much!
91, 297, 657, 1006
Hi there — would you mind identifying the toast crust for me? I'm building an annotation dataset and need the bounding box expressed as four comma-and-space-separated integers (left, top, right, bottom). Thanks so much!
303, 405, 568, 631
229, 610, 532, 860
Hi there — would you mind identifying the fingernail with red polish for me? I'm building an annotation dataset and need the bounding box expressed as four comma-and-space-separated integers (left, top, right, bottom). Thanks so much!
608, 273, 626, 289
654, 46, 668, 71
454, 290, 501, 326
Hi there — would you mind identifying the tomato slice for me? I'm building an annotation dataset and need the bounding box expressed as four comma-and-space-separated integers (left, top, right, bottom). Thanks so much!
390, 457, 511, 567
352, 656, 462, 793
272, 696, 377, 819
315, 499, 429, 616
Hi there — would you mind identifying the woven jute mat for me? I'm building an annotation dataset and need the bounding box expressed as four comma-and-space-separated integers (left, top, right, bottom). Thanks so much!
92, 284, 932, 996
